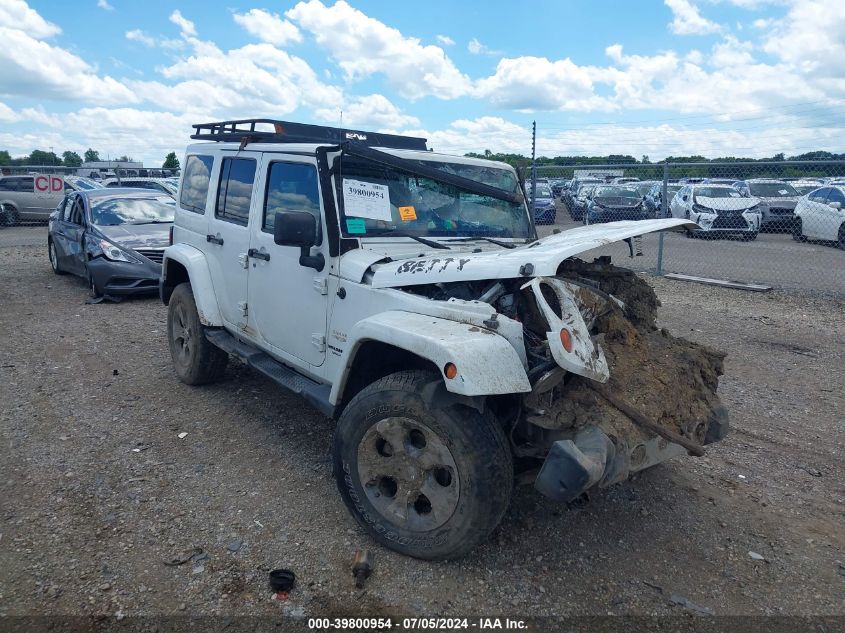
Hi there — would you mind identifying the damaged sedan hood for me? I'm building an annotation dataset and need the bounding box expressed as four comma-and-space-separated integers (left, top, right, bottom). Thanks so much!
350, 219, 695, 289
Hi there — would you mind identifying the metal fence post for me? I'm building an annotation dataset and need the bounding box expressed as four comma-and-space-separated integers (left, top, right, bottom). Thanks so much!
655, 162, 668, 276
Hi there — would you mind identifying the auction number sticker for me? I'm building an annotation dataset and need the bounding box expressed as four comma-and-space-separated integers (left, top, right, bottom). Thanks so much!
343, 178, 391, 221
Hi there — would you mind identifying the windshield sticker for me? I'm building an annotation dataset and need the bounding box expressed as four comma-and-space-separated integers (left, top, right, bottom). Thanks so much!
398, 206, 417, 221
779, 189, 789, 195
342, 178, 391, 221
345, 218, 367, 234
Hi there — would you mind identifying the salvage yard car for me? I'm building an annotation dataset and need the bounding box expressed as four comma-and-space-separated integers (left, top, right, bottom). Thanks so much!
48, 188, 174, 296
585, 184, 648, 224
732, 179, 800, 231
160, 119, 728, 560
528, 182, 557, 225
670, 184, 762, 240
1, 174, 95, 226
792, 185, 845, 248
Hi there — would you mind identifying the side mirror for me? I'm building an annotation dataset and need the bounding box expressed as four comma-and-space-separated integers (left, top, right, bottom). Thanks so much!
829, 201, 842, 210
273, 210, 324, 271
682, 195, 688, 201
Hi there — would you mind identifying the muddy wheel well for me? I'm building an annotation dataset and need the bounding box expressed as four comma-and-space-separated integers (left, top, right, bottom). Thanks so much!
339, 341, 440, 407
161, 260, 189, 304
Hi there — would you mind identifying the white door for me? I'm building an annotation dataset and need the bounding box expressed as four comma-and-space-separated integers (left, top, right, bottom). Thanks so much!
205, 151, 261, 330
247, 158, 329, 367
802, 188, 831, 239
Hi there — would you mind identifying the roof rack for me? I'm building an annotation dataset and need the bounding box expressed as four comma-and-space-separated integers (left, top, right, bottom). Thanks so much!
190, 119, 428, 151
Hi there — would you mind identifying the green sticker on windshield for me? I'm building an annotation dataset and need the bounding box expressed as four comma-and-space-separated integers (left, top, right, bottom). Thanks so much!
345, 218, 366, 234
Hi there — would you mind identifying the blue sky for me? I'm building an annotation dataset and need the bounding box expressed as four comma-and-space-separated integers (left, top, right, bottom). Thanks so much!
1, 0, 843, 165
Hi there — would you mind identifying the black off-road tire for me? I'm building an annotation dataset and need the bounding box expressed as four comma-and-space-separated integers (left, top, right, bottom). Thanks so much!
48, 239, 65, 275
167, 282, 228, 385
334, 370, 513, 560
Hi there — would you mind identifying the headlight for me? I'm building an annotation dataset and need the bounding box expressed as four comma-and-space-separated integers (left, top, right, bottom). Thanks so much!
692, 203, 714, 214
98, 239, 138, 263
746, 205, 761, 214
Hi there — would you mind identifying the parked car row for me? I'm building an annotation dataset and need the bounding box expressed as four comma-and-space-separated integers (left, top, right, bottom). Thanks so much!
549, 175, 843, 249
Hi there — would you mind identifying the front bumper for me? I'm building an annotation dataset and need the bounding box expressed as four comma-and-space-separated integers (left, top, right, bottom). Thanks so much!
587, 208, 648, 224
87, 257, 162, 296
535, 408, 729, 502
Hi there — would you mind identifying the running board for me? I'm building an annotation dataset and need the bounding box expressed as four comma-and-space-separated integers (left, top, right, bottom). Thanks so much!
204, 329, 336, 418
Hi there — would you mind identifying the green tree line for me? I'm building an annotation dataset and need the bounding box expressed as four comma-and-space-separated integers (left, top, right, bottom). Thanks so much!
0, 148, 180, 169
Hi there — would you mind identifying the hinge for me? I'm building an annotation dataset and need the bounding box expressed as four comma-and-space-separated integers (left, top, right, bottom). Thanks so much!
313, 277, 328, 295
311, 333, 326, 352
237, 253, 249, 269
237, 301, 248, 317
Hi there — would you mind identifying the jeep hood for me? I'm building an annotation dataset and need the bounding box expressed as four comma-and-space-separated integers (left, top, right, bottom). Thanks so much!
340, 219, 695, 289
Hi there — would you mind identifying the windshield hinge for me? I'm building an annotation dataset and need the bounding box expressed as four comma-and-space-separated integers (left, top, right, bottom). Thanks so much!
237, 301, 248, 317
313, 277, 328, 295
311, 334, 326, 352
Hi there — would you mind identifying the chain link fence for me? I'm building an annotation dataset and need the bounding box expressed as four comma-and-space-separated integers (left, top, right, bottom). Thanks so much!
532, 161, 845, 296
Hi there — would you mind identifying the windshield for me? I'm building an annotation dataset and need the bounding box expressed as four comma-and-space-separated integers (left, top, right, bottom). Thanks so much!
532, 185, 553, 198
635, 183, 653, 195
90, 196, 176, 225
748, 182, 799, 197
577, 185, 596, 199
694, 187, 742, 199
594, 186, 639, 198
793, 184, 818, 195
335, 156, 530, 239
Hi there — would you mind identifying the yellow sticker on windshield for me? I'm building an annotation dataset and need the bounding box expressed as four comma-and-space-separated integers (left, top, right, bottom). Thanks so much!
398, 206, 417, 221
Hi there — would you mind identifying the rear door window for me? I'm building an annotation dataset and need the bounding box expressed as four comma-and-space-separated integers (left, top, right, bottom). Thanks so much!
216, 157, 256, 226
180, 155, 214, 214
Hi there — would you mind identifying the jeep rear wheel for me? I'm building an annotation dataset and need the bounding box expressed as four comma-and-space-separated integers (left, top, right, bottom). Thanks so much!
167, 282, 228, 385
334, 370, 513, 560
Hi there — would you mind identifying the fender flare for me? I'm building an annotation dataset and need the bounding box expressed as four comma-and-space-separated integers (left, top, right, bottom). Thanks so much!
329, 311, 531, 404
160, 243, 223, 326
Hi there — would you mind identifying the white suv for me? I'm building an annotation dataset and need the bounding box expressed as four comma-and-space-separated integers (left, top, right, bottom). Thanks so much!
160, 119, 723, 559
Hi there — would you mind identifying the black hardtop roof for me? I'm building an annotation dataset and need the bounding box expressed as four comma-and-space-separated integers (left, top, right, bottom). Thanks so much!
191, 119, 428, 151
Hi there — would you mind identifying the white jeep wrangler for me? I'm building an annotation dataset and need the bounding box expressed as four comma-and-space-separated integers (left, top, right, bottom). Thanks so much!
161, 119, 724, 559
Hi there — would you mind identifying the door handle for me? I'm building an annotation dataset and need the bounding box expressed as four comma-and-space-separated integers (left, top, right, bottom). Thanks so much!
248, 248, 270, 262
206, 234, 224, 245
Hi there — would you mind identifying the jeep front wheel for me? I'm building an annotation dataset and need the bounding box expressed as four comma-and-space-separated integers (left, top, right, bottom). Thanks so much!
167, 282, 228, 385
333, 370, 513, 559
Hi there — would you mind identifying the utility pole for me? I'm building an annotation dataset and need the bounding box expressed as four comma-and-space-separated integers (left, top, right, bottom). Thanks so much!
530, 121, 537, 219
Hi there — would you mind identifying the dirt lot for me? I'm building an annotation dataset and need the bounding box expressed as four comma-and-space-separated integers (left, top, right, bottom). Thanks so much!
1, 228, 844, 624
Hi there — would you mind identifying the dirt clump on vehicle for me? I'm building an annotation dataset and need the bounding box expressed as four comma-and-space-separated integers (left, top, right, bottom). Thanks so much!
549, 261, 727, 445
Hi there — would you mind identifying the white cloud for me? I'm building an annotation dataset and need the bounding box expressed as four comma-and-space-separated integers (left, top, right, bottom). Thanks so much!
436, 34, 454, 46
286, 0, 471, 100
233, 9, 302, 46
0, 0, 60, 38
97, 0, 114, 10
760, 0, 845, 75
0, 24, 137, 104
0, 100, 19, 122
315, 93, 419, 129
475, 56, 612, 111
125, 29, 155, 47
169, 9, 196, 38
665, 0, 722, 34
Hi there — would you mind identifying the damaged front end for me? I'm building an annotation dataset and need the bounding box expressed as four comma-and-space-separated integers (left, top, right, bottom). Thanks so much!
514, 258, 729, 502
402, 256, 729, 504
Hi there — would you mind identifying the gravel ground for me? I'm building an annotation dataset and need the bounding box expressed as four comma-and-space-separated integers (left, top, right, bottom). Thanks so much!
1, 228, 843, 624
